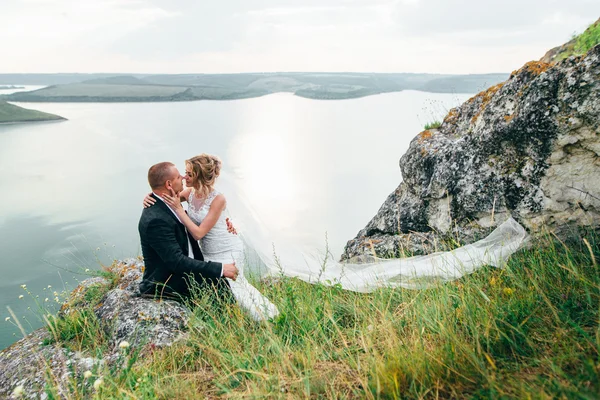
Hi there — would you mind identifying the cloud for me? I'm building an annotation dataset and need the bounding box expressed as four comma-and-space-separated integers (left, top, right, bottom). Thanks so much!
0, 0, 177, 68
1, 0, 599, 73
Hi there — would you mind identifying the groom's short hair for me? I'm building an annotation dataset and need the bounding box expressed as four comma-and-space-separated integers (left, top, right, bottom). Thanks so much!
148, 162, 176, 189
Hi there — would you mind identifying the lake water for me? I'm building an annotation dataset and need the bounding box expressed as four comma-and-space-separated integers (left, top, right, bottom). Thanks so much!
0, 91, 471, 349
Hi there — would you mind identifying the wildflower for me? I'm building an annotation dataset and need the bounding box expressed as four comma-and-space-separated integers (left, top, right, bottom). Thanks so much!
83, 370, 92, 379
85, 269, 90, 273
119, 341, 130, 349
53, 291, 58, 296
93, 378, 103, 390
503, 287, 514, 296
5, 317, 10, 321
366, 324, 374, 332
489, 277, 497, 286
47, 285, 52, 288
54, 297, 60, 302
18, 295, 24, 299
12, 385, 24, 397
20, 284, 26, 289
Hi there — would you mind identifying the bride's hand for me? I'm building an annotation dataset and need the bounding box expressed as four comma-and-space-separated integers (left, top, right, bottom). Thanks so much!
143, 193, 156, 208
163, 189, 184, 213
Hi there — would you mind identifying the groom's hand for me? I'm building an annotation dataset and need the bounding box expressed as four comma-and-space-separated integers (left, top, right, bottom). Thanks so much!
223, 262, 239, 281
226, 218, 238, 235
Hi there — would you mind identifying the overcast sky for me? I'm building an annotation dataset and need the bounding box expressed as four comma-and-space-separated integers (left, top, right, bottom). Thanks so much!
2, 0, 599, 74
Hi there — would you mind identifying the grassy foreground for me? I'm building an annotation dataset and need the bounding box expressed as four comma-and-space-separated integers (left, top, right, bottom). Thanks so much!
40, 229, 599, 399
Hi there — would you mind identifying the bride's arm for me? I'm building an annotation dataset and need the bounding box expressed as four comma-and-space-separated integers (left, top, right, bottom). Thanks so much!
164, 193, 226, 241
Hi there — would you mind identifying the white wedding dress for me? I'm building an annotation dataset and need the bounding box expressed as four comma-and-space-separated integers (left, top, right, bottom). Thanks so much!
187, 189, 280, 321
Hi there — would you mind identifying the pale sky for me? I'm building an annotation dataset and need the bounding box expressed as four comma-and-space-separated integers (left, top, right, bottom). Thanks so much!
2, 0, 599, 74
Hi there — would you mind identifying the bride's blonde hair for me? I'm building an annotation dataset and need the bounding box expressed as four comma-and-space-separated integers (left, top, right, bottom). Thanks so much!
186, 153, 222, 199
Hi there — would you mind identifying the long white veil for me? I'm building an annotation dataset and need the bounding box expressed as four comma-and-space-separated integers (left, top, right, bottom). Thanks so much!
219, 175, 529, 293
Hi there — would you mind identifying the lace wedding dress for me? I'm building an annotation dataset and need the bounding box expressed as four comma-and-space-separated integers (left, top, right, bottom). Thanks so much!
187, 189, 280, 321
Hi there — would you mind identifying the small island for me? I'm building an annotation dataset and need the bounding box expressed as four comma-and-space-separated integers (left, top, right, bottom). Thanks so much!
0, 101, 65, 124
0, 85, 25, 90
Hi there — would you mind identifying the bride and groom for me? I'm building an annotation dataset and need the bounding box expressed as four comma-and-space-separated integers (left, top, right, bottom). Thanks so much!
138, 154, 279, 321
139, 153, 529, 320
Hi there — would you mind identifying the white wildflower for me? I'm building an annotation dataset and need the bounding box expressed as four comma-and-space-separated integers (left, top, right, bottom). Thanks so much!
47, 285, 52, 288
44, 298, 49, 302
18, 295, 24, 299
20, 284, 26, 289
85, 269, 90, 273
12, 385, 24, 397
5, 317, 10, 321
83, 370, 92, 379
93, 378, 103, 390
119, 341, 130, 349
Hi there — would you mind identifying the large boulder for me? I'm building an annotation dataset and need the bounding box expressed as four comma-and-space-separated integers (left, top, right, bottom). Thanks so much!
343, 45, 600, 260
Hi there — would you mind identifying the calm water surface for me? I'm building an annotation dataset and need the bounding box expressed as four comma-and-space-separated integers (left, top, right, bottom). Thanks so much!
0, 91, 471, 348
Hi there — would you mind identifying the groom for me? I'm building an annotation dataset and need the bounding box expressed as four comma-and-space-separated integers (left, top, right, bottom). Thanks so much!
138, 161, 238, 300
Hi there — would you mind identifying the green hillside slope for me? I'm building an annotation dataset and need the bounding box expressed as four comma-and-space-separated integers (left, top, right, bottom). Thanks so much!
0, 101, 65, 124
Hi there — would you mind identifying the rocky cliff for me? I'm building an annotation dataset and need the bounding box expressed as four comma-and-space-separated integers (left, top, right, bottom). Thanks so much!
342, 45, 600, 260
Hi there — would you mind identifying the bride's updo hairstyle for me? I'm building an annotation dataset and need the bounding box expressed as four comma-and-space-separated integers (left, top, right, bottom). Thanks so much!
186, 153, 222, 199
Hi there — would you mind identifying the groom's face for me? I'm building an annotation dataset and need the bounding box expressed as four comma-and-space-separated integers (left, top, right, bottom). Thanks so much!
166, 166, 184, 194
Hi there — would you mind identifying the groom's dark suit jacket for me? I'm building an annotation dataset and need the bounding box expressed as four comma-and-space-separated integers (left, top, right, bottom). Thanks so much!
138, 193, 228, 299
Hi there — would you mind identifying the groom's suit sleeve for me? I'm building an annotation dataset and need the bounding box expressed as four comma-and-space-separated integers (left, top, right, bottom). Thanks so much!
146, 219, 222, 278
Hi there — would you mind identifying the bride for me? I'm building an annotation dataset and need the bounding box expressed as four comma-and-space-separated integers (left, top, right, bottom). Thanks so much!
145, 154, 279, 321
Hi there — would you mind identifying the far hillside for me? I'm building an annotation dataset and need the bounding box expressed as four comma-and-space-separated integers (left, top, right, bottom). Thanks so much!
0, 72, 508, 103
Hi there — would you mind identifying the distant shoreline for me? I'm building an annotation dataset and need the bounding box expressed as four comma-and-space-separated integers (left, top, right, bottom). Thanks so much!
0, 85, 25, 90
0, 72, 508, 104
0, 117, 66, 125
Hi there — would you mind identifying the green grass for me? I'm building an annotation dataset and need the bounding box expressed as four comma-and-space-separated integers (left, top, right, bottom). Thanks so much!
424, 120, 442, 130
552, 19, 600, 62
0, 101, 64, 123
575, 20, 600, 54
38, 229, 600, 398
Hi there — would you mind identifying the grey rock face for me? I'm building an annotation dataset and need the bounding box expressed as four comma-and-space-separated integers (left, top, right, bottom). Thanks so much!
0, 258, 190, 399
96, 289, 190, 350
343, 46, 600, 260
